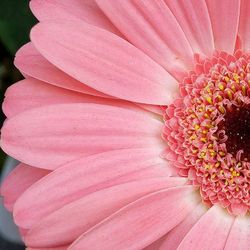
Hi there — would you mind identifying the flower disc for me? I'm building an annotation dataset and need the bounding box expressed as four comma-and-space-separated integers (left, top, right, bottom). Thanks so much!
163, 51, 250, 216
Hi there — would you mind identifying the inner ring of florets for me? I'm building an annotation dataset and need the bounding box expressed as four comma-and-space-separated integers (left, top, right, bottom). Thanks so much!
163, 51, 250, 216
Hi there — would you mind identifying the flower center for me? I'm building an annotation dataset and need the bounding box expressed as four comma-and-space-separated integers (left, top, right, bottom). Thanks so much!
163, 51, 250, 216
222, 104, 250, 160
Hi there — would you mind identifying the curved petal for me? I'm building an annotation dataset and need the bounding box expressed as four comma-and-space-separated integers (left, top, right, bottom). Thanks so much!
177, 206, 234, 250
238, 0, 250, 52
13, 148, 172, 229
1, 103, 164, 169
164, 0, 214, 56
224, 216, 250, 250
13, 45, 164, 117
205, 0, 240, 53
25, 177, 186, 247
14, 43, 109, 98
69, 186, 198, 250
159, 203, 207, 249
30, 20, 178, 105
1, 163, 49, 211
3, 78, 105, 118
96, 0, 194, 80
3, 78, 149, 118
30, 0, 121, 36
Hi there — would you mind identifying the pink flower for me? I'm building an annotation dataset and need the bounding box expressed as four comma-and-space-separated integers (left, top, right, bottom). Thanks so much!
1, 0, 250, 249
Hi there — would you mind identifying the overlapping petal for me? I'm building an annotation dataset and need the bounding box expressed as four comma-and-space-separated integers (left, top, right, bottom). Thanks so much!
14, 43, 108, 98
1, 164, 49, 211
13, 148, 172, 229
96, 0, 194, 80
24, 177, 186, 247
30, 20, 178, 105
69, 186, 198, 249
164, 0, 214, 57
1, 104, 164, 169
3, 78, 149, 118
177, 206, 234, 250
224, 216, 250, 250
159, 203, 207, 249
205, 0, 240, 53
30, 0, 121, 35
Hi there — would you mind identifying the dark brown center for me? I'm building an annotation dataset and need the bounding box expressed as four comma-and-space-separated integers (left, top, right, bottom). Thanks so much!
223, 104, 250, 160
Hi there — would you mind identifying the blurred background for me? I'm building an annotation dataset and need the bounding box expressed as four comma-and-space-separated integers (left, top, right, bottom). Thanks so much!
0, 1, 36, 249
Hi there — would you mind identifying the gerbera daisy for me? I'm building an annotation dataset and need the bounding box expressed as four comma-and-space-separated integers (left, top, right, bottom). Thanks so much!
1, 0, 250, 249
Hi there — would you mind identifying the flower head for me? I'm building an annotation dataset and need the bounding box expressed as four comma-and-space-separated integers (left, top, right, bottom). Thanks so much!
1, 0, 250, 249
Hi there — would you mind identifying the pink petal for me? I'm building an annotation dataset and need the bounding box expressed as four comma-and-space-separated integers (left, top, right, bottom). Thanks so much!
13, 45, 164, 117
25, 177, 186, 247
136, 104, 163, 116
28, 247, 68, 250
1, 103, 164, 169
143, 237, 166, 250
224, 216, 250, 250
30, 20, 178, 105
177, 205, 234, 250
13, 148, 171, 229
159, 203, 207, 249
164, 0, 214, 56
1, 163, 49, 211
3, 78, 103, 118
14, 43, 108, 98
96, 0, 194, 80
205, 0, 240, 53
30, 0, 121, 36
69, 186, 198, 250
238, 0, 250, 51
3, 78, 148, 118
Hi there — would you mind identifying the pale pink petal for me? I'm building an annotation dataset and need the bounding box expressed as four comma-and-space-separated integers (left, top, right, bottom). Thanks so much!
159, 203, 207, 249
96, 0, 194, 80
30, 0, 121, 36
69, 186, 198, 250
1, 103, 164, 169
205, 0, 240, 53
3, 78, 151, 118
238, 0, 250, 51
224, 216, 250, 250
14, 43, 108, 98
177, 205, 234, 250
25, 177, 186, 247
164, 0, 214, 56
13, 148, 171, 229
1, 163, 49, 211
30, 20, 178, 105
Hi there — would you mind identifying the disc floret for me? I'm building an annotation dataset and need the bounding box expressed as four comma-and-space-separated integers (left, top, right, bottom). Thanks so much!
163, 51, 250, 216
